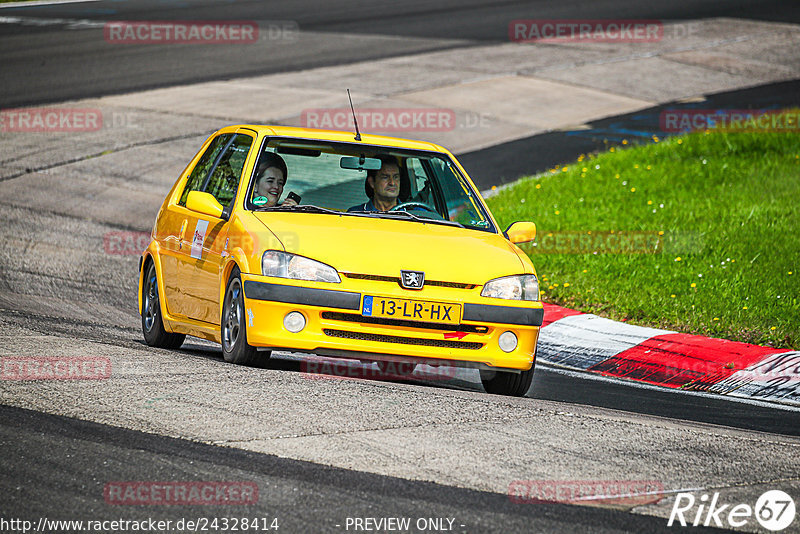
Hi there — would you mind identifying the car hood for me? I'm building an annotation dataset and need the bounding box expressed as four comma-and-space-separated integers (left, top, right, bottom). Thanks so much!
252, 211, 528, 285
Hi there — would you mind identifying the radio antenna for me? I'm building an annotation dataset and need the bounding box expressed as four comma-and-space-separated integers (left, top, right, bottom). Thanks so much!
347, 89, 361, 141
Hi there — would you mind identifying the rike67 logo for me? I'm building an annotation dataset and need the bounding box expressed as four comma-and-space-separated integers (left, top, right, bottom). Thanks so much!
668, 490, 795, 531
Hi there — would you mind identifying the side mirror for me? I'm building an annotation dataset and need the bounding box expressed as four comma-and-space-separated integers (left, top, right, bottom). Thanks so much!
505, 221, 536, 244
186, 191, 224, 219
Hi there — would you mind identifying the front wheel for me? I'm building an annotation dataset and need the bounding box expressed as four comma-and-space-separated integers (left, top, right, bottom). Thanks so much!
480, 367, 534, 396
141, 261, 185, 349
221, 269, 265, 366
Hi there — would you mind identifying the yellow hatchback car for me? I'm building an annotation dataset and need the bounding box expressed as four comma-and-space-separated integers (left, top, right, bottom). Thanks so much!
139, 125, 542, 396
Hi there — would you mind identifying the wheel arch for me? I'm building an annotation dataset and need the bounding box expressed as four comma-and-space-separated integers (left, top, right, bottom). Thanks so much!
219, 258, 243, 322
139, 245, 175, 333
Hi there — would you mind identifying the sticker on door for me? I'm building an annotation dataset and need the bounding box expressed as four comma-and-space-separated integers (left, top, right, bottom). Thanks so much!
190, 220, 209, 260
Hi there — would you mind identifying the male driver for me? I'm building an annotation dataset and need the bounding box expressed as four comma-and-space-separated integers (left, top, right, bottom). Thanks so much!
347, 155, 401, 212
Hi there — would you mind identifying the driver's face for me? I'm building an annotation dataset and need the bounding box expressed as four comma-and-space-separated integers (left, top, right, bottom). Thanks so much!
369, 163, 400, 202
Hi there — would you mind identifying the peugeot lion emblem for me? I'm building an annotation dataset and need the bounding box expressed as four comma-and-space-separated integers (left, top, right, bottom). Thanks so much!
400, 270, 425, 290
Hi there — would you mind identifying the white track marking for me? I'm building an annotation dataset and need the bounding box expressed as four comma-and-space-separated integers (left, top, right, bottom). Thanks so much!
538, 313, 675, 370
538, 362, 800, 411
0, 0, 100, 9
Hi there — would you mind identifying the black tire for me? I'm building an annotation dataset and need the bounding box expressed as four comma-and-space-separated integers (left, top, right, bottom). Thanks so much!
142, 260, 185, 349
221, 268, 264, 366
480, 366, 534, 396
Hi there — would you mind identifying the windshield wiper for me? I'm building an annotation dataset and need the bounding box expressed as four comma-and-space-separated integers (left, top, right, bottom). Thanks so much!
256, 204, 465, 228
373, 210, 464, 228
254, 204, 342, 215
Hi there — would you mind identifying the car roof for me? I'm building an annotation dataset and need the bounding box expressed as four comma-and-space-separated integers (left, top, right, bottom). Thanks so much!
230, 125, 450, 153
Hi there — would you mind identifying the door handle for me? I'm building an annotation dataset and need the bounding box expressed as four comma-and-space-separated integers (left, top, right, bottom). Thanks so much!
178, 219, 187, 250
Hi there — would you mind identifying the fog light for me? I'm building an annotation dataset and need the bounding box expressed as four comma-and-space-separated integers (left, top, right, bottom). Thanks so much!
284, 311, 306, 333
498, 331, 518, 353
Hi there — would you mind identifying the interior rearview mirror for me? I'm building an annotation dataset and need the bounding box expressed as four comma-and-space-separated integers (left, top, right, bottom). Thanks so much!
341, 155, 382, 171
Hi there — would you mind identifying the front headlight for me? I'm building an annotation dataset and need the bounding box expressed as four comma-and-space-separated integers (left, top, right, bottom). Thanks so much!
261, 251, 341, 283
481, 274, 539, 301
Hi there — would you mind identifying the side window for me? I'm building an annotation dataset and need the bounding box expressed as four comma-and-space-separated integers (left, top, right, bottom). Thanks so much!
178, 134, 233, 206
203, 133, 254, 207
406, 158, 433, 204
431, 159, 491, 229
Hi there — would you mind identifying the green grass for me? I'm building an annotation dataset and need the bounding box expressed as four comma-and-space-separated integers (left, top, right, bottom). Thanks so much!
486, 115, 800, 349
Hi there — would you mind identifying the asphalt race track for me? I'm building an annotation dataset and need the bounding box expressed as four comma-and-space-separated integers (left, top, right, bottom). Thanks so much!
3, 0, 800, 107
2, 1, 800, 533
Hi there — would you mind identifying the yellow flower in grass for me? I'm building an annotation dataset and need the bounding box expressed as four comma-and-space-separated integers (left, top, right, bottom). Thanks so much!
675, 257, 682, 262
690, 283, 696, 288
713, 317, 719, 321
647, 200, 653, 205
670, 294, 676, 298
563, 283, 570, 288
771, 326, 777, 331
742, 306, 748, 310
536, 183, 542, 189
630, 187, 636, 192
658, 230, 665, 236
677, 139, 683, 145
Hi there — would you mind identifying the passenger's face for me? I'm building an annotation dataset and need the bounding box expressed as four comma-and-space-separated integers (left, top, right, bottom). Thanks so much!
254, 166, 285, 206
369, 163, 400, 201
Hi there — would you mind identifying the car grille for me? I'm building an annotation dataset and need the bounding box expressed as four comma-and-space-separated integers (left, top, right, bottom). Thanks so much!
321, 311, 488, 333
322, 329, 483, 350
343, 273, 476, 290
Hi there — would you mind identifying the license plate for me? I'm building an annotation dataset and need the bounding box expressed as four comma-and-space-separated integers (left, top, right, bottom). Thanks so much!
362, 296, 460, 325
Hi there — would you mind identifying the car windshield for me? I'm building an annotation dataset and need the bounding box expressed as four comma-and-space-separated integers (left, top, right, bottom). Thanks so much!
245, 138, 495, 232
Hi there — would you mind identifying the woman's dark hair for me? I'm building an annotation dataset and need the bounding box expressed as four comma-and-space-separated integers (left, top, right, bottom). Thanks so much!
257, 151, 288, 180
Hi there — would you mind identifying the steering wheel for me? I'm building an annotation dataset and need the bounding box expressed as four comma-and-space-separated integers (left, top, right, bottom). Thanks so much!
390, 201, 438, 213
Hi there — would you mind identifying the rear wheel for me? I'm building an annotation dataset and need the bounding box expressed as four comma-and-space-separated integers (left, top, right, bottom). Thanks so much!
480, 367, 534, 396
221, 268, 265, 366
142, 261, 185, 349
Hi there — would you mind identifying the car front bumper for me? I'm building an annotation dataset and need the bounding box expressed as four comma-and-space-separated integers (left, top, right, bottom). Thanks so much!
240, 274, 542, 371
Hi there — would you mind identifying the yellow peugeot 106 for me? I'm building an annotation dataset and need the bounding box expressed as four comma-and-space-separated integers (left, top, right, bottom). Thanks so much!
139, 125, 542, 396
